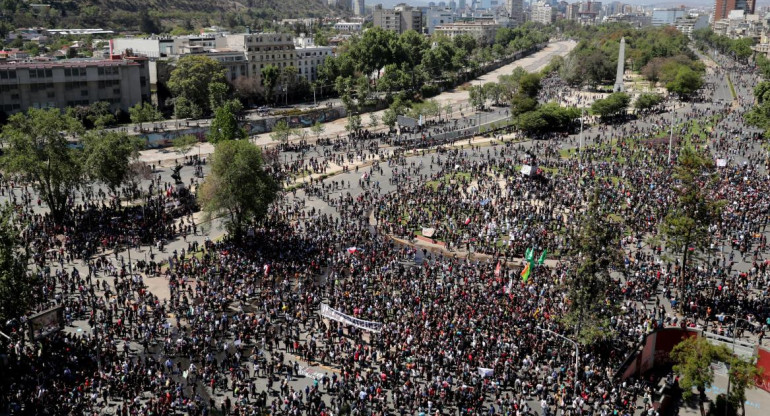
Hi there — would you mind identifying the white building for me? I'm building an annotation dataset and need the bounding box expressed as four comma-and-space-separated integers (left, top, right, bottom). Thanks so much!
334, 21, 363, 32
674, 15, 710, 38
530, 2, 554, 25
293, 34, 333, 82
426, 7, 456, 34
434, 21, 499, 45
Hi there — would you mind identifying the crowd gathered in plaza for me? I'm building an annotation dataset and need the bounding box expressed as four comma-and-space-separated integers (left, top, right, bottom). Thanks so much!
1, 47, 770, 416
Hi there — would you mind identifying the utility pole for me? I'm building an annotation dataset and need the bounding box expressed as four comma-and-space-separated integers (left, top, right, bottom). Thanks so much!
537, 327, 579, 381
668, 103, 675, 163
579, 105, 585, 153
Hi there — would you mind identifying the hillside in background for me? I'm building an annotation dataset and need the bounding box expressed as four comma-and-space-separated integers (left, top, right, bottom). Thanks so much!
0, 0, 342, 33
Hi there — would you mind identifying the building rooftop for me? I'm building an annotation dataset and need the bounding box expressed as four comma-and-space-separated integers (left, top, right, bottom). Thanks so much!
0, 58, 141, 69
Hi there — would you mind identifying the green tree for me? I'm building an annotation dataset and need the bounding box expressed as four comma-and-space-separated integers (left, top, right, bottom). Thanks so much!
518, 72, 542, 98
510, 93, 538, 117
208, 102, 246, 143
173, 96, 203, 120
483, 82, 502, 106
382, 108, 398, 130
514, 110, 549, 135
67, 101, 116, 129
261, 65, 280, 104
0, 206, 34, 325
469, 85, 485, 110
666, 66, 703, 98
208, 81, 229, 111
0, 108, 83, 224
83, 131, 143, 196
172, 134, 199, 157
345, 114, 362, 133
368, 113, 379, 129
129, 102, 163, 131
634, 92, 664, 112
747, 81, 770, 135
591, 92, 630, 119
270, 119, 295, 143
310, 121, 325, 141
198, 140, 279, 241
167, 55, 226, 115
661, 145, 724, 294
671, 337, 730, 416
563, 192, 625, 344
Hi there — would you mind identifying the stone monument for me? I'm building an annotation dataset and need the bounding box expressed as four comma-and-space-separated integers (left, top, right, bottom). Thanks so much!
614, 37, 626, 93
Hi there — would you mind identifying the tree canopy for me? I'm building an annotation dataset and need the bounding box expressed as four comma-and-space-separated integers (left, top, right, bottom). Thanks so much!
1, 108, 84, 224
168, 55, 227, 116
0, 206, 34, 325
198, 140, 279, 240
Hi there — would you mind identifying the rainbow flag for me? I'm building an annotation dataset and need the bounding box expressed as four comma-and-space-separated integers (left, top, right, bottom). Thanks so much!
521, 262, 531, 282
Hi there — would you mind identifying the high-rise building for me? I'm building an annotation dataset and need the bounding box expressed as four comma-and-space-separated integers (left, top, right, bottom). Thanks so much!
507, 0, 523, 26
651, 8, 686, 26
531, 2, 554, 24
426, 7, 456, 34
713, 0, 755, 22
353, 0, 366, 16
373, 4, 423, 34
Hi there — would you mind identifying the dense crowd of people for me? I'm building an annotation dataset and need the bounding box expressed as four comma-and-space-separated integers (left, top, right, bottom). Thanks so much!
0, 50, 769, 416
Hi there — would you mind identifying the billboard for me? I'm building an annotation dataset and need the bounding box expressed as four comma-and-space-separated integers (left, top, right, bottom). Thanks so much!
28, 305, 63, 340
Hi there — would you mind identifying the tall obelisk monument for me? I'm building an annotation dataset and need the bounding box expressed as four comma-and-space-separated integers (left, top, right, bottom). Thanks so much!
614, 37, 626, 93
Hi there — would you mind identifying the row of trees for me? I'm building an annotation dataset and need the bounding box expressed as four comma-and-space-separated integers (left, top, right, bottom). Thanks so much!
560, 23, 696, 90
318, 24, 550, 114
692, 28, 754, 63
641, 54, 705, 98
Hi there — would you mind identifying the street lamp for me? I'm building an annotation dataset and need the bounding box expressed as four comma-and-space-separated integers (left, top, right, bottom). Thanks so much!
536, 327, 580, 382
579, 105, 585, 154
668, 100, 676, 163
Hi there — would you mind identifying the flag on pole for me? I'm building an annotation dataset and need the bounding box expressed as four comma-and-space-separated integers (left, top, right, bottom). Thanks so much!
525, 247, 534, 263
521, 262, 531, 282
538, 249, 548, 265
494, 261, 501, 277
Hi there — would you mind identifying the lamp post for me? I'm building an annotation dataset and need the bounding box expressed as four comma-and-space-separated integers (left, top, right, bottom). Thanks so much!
668, 101, 676, 163
579, 105, 585, 154
537, 327, 580, 382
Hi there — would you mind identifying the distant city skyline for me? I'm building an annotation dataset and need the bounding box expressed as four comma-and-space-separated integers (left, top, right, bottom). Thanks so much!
372, 0, 770, 9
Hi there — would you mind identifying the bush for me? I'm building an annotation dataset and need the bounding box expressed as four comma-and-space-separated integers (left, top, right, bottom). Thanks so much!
420, 84, 440, 98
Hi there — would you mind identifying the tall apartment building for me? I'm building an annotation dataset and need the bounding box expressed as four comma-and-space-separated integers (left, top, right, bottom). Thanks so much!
293, 35, 333, 82
426, 7, 456, 34
373, 4, 423, 34
531, 2, 555, 24
353, 0, 366, 16
0, 58, 150, 116
713, 0, 755, 23
507, 0, 524, 26
218, 33, 296, 88
651, 8, 686, 26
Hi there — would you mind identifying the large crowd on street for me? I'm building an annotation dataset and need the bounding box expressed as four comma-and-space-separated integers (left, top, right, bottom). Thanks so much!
0, 50, 769, 416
